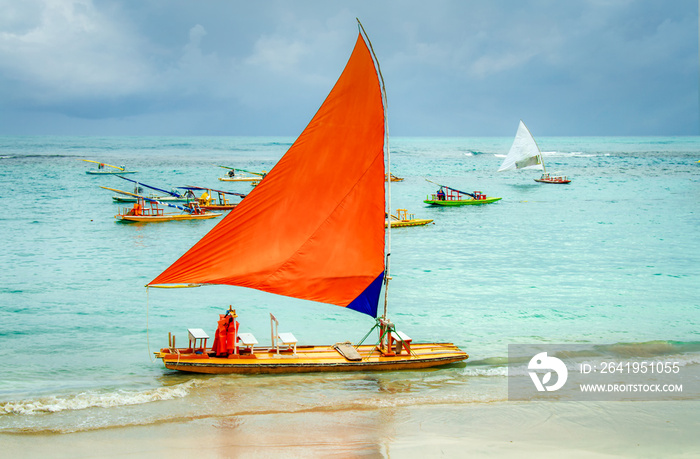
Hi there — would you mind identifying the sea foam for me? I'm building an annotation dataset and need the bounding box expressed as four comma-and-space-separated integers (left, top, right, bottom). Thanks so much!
0, 380, 198, 416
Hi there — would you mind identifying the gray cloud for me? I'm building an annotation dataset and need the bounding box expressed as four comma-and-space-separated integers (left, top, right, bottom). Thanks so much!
0, 0, 696, 136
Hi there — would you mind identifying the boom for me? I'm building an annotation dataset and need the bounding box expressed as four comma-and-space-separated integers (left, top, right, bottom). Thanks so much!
115, 175, 184, 198
100, 186, 196, 213
425, 179, 477, 199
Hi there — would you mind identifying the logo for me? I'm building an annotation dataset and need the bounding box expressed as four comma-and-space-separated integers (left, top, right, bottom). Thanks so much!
528, 352, 568, 391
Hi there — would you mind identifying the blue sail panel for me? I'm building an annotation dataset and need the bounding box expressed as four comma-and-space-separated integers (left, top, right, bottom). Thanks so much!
346, 272, 384, 318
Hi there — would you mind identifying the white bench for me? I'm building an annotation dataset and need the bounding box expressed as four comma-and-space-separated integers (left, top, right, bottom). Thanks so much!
187, 328, 209, 351
277, 332, 297, 355
390, 330, 412, 354
270, 313, 298, 355
238, 332, 258, 354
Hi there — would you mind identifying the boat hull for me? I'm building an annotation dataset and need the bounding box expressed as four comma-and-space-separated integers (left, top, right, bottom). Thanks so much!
116, 213, 221, 222
157, 343, 467, 374
534, 178, 571, 184
386, 218, 434, 228
424, 197, 502, 206
218, 177, 260, 182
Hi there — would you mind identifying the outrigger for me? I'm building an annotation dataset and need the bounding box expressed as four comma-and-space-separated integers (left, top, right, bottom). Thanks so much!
423, 179, 502, 206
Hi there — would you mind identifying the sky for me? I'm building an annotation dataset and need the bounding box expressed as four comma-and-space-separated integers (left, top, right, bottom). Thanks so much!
0, 0, 697, 137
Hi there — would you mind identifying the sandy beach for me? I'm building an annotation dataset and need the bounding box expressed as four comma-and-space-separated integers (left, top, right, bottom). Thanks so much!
3, 400, 698, 458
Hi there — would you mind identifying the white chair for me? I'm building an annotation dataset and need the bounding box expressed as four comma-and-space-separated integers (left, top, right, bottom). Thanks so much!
270, 313, 297, 355
237, 332, 258, 354
390, 330, 412, 355
187, 328, 209, 352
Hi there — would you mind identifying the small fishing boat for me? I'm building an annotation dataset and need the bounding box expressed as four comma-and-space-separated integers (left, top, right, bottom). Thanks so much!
499, 120, 571, 184
534, 173, 571, 184
115, 198, 221, 223
82, 159, 137, 175
218, 166, 267, 182
178, 186, 246, 211
386, 209, 433, 227
150, 23, 468, 374
105, 188, 222, 223
385, 173, 404, 182
424, 180, 501, 206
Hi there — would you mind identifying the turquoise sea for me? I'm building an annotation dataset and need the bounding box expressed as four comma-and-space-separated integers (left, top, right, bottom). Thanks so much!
0, 135, 698, 433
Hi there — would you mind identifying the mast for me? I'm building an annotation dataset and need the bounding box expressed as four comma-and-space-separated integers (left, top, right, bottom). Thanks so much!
357, 19, 391, 321
525, 120, 547, 174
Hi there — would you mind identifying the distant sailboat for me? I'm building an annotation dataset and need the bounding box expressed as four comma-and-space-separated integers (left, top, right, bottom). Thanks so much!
498, 121, 571, 184
150, 23, 467, 374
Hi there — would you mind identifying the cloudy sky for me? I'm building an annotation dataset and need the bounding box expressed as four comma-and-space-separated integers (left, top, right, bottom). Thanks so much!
0, 0, 697, 137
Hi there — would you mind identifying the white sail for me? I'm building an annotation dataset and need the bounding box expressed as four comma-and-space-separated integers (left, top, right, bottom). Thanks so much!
498, 120, 545, 172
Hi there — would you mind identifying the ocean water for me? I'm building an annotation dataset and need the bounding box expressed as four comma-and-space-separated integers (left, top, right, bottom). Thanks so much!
0, 135, 698, 433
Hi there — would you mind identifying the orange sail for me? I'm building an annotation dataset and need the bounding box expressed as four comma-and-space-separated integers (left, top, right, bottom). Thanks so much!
149, 33, 386, 317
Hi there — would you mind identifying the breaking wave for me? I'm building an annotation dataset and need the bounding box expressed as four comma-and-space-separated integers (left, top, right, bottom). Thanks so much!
1, 380, 199, 416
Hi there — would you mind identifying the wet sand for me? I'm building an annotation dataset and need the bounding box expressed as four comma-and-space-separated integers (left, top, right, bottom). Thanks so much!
3, 400, 698, 458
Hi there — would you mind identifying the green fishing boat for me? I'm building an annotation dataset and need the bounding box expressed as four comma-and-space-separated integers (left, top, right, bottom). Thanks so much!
424, 180, 501, 206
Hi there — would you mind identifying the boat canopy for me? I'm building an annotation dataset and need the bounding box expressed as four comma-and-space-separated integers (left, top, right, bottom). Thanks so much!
149, 34, 386, 318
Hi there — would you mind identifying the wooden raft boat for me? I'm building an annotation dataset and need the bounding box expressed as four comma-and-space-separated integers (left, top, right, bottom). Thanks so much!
114, 197, 221, 222
116, 211, 220, 223
149, 24, 468, 374
386, 209, 433, 227
157, 317, 465, 374
157, 344, 466, 374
